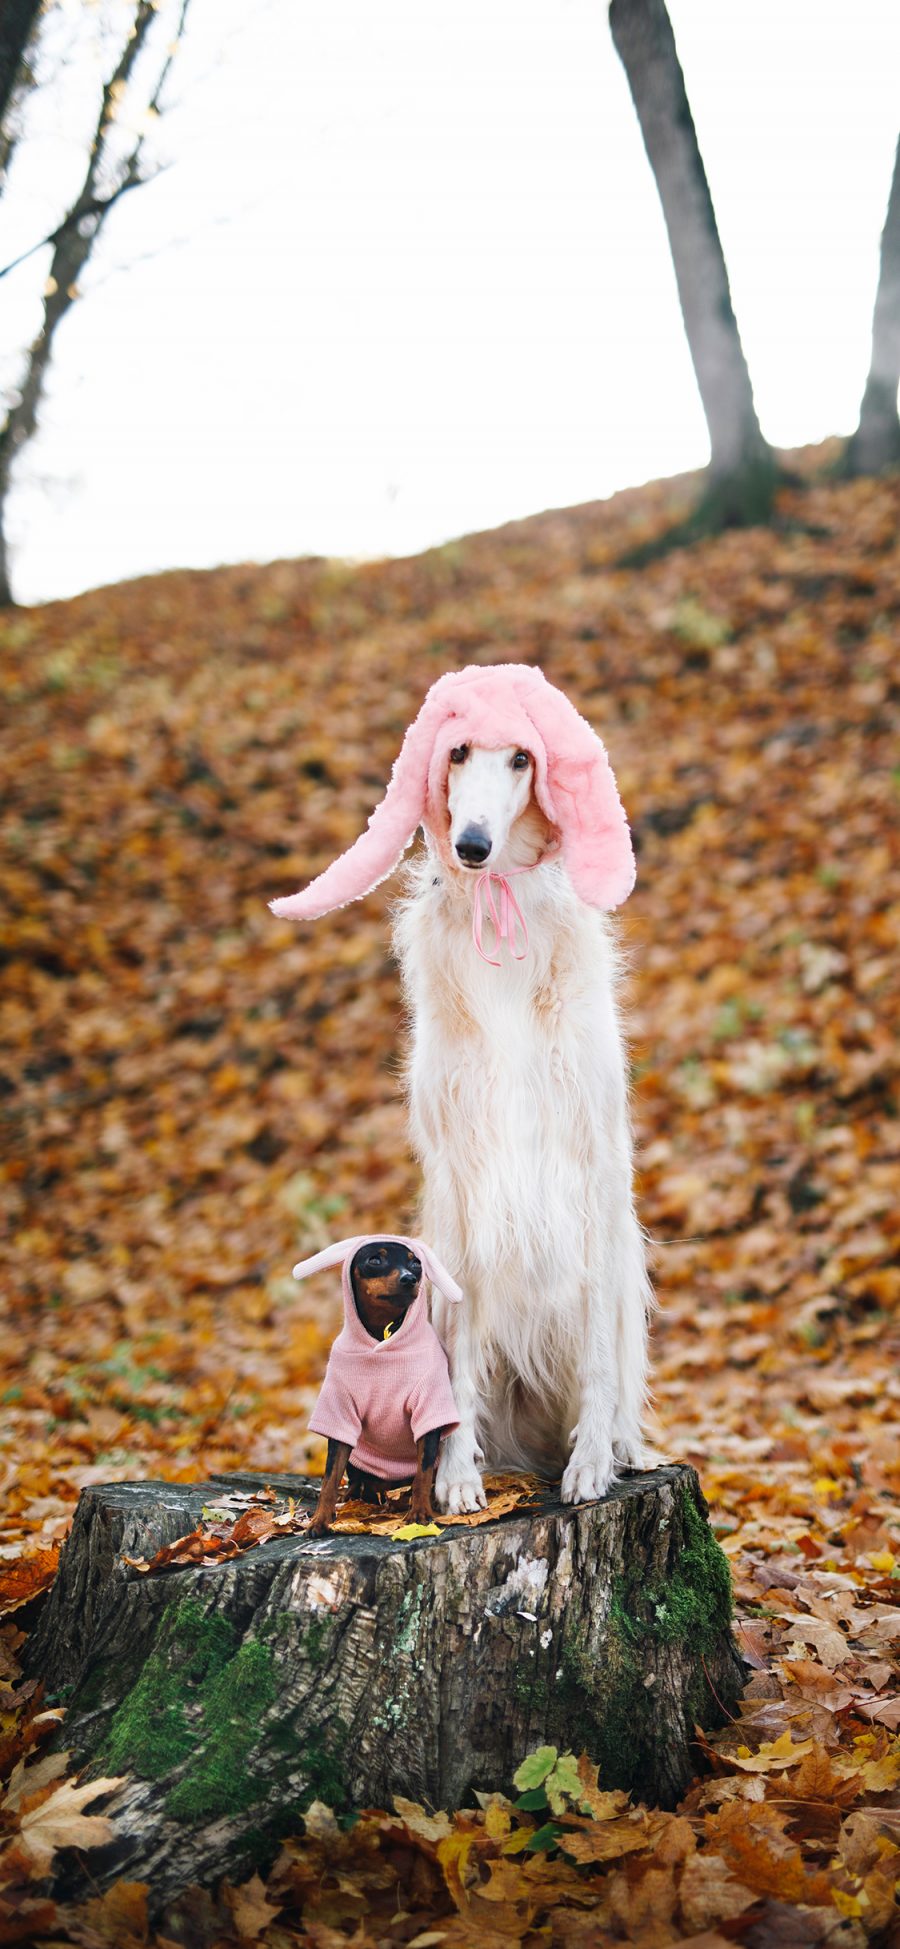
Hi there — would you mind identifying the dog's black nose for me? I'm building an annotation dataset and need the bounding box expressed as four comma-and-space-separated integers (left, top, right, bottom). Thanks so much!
456, 826, 492, 864
399, 1267, 419, 1289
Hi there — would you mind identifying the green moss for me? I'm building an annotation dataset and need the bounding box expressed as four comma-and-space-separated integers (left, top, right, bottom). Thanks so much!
298, 1721, 349, 1810
99, 1590, 352, 1827
557, 1616, 645, 1791
550, 1485, 736, 1796
514, 1667, 550, 1715
104, 1600, 235, 1778
608, 1485, 733, 1659
166, 1640, 277, 1822
303, 1616, 330, 1666
648, 1486, 733, 1653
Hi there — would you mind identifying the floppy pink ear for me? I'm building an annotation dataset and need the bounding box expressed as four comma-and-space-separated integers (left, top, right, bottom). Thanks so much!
413, 1240, 463, 1305
292, 1237, 364, 1280
527, 679, 635, 910
270, 695, 443, 922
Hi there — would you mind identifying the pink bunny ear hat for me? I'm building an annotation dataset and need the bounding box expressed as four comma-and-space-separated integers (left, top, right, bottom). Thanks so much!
270, 663, 635, 922
292, 1234, 463, 1304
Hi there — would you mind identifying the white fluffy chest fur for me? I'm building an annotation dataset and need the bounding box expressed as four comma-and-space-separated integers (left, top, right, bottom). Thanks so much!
393, 850, 642, 1476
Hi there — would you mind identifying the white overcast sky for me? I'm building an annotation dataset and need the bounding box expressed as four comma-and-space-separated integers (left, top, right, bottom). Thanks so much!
2, 0, 899, 605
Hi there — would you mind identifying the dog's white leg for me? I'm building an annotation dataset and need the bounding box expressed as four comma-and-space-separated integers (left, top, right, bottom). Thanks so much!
432, 1287, 487, 1513
560, 1272, 618, 1503
611, 1207, 651, 1469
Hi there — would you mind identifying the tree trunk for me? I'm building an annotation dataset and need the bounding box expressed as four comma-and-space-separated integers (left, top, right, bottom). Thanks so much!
0, 242, 95, 607
0, 0, 41, 167
0, 0, 188, 605
609, 0, 774, 519
846, 132, 900, 476
26, 1463, 743, 1910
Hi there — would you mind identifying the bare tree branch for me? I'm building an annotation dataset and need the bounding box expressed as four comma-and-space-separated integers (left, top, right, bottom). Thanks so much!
0, 178, 156, 282
0, 0, 192, 604
0, 0, 44, 187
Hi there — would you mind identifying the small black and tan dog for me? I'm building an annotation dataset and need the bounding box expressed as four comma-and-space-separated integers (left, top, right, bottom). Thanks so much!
308, 1241, 446, 1536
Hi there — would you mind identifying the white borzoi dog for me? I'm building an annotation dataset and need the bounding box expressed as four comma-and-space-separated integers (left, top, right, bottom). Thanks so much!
271, 664, 651, 1512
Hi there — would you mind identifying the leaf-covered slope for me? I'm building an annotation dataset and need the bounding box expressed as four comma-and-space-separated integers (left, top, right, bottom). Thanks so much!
1, 454, 898, 1940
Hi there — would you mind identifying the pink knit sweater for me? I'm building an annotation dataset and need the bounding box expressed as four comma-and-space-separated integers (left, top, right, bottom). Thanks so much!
299, 1239, 460, 1480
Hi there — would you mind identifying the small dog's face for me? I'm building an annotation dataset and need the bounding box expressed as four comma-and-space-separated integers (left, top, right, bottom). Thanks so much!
446, 744, 535, 870
350, 1241, 423, 1341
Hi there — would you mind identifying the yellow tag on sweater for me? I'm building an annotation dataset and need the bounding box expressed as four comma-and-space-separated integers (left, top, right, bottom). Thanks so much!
383, 1321, 396, 1339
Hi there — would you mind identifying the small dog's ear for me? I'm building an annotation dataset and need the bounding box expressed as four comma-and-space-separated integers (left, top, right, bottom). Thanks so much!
292, 1238, 364, 1280
415, 1242, 463, 1304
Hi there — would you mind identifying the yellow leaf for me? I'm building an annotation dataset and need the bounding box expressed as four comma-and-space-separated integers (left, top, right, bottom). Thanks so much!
831, 1888, 864, 1919
437, 1828, 479, 1909
501, 1826, 536, 1856
729, 1729, 815, 1773
483, 1797, 512, 1841
392, 1521, 441, 1540
859, 1751, 900, 1793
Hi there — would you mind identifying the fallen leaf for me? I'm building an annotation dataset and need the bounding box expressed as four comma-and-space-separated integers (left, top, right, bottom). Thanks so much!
16, 1773, 125, 1876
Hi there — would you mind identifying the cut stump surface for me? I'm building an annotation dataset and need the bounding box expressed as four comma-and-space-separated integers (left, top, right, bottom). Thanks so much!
27, 1463, 744, 1903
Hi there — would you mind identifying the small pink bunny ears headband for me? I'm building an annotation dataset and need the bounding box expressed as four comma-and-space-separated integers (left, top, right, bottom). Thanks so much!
292, 1234, 463, 1304
270, 663, 635, 924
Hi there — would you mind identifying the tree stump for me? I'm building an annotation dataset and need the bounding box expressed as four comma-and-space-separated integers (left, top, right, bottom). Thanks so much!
26, 1463, 744, 1905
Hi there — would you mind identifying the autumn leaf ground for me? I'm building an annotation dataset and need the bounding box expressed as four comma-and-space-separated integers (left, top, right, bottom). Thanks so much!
1, 448, 898, 1943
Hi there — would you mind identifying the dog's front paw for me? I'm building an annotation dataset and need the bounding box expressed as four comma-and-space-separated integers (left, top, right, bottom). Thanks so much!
441, 1475, 487, 1515
436, 1443, 487, 1515
560, 1446, 616, 1505
612, 1430, 647, 1471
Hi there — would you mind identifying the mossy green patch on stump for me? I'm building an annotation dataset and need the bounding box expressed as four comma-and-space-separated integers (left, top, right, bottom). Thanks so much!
647, 1482, 733, 1653
103, 1598, 277, 1823
104, 1599, 236, 1779
166, 1639, 277, 1822
101, 1593, 349, 1827
552, 1484, 736, 1798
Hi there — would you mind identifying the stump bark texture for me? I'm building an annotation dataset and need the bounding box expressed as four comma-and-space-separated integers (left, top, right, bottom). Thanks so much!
27, 1463, 743, 1904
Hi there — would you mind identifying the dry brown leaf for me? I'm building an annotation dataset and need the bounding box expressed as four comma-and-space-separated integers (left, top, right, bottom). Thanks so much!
391, 1798, 454, 1844
704, 1801, 835, 1906
558, 1815, 650, 1864
789, 1741, 860, 1805
63, 1879, 150, 1945
2, 1749, 70, 1815
678, 1851, 756, 1933
16, 1773, 125, 1876
224, 1870, 283, 1940
0, 1552, 59, 1618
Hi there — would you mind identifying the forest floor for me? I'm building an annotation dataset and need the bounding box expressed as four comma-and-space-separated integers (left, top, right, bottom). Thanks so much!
1, 449, 898, 1944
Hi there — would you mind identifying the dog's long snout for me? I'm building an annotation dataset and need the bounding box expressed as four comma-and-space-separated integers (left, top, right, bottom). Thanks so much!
456, 825, 492, 865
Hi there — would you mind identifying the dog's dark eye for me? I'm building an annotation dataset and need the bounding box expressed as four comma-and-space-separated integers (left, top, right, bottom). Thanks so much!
511, 750, 530, 770
408, 1259, 422, 1281
449, 745, 469, 765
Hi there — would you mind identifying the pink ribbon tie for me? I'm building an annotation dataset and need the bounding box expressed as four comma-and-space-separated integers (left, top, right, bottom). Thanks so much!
472, 870, 530, 967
